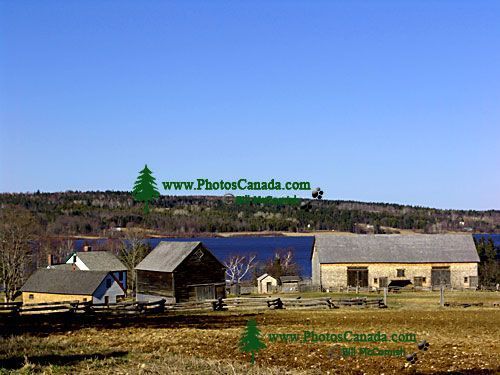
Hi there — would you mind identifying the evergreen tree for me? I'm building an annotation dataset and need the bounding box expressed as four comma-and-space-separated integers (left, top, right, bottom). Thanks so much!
239, 319, 266, 365
132, 165, 160, 214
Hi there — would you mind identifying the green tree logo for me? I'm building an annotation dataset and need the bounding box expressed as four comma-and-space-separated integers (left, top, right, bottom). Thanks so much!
239, 319, 266, 365
132, 164, 160, 214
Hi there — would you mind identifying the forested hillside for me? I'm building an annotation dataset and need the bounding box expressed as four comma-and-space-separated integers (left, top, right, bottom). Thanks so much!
1, 191, 499, 236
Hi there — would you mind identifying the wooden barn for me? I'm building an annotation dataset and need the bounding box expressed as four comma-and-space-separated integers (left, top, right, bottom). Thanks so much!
135, 241, 226, 303
312, 234, 480, 290
21, 269, 125, 304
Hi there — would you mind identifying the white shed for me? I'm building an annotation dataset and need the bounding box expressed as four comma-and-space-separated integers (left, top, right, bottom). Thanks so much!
257, 273, 278, 294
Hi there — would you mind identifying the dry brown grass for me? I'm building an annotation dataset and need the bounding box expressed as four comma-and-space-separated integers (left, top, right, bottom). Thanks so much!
1, 306, 499, 374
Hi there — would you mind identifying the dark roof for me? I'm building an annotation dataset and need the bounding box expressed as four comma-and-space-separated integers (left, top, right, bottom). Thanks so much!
21, 269, 110, 295
75, 251, 126, 271
314, 234, 480, 263
280, 276, 301, 283
135, 241, 202, 272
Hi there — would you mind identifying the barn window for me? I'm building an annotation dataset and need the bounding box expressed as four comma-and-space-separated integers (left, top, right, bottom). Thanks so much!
414, 277, 424, 287
29, 294, 34, 300
73, 255, 77, 263
374, 278, 378, 284
422, 277, 426, 283
464, 277, 468, 283
397, 269, 405, 277
194, 249, 204, 260
83, 298, 87, 302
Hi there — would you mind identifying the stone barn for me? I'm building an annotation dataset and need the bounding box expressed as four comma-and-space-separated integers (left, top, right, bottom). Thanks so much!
312, 234, 480, 290
135, 241, 226, 303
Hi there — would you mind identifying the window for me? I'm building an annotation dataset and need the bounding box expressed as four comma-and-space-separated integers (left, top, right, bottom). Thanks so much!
374, 278, 378, 284
73, 255, 77, 263
422, 277, 426, 283
414, 277, 424, 287
397, 269, 405, 277
464, 277, 468, 283
106, 279, 112, 288
29, 294, 34, 300
83, 298, 87, 302
194, 249, 204, 260
118, 272, 123, 281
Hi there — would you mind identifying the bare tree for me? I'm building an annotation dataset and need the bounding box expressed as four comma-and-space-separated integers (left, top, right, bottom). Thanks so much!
118, 228, 149, 295
264, 247, 300, 279
224, 254, 256, 285
0, 207, 39, 301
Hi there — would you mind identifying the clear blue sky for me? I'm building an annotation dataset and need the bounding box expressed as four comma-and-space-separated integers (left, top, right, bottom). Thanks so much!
1, 1, 499, 210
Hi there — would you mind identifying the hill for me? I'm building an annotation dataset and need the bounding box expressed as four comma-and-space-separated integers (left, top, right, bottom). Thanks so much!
0, 191, 499, 236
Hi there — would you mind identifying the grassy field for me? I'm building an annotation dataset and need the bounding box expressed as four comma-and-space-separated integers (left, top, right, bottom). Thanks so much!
1, 292, 499, 374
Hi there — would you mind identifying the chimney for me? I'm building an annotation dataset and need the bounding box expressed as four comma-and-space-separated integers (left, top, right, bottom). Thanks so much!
47, 254, 54, 267
83, 245, 92, 252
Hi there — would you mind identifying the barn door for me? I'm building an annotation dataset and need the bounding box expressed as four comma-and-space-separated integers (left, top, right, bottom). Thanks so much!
347, 267, 368, 287
469, 276, 478, 288
195, 285, 215, 301
431, 267, 451, 287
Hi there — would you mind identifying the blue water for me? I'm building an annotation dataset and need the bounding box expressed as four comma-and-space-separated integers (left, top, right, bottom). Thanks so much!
473, 234, 500, 246
75, 236, 315, 277
74, 234, 499, 278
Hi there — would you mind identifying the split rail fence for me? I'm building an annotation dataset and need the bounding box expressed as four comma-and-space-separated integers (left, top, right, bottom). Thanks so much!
0, 296, 387, 319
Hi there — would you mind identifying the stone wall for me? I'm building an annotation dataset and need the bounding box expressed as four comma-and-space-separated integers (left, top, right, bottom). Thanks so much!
319, 262, 478, 290
22, 292, 91, 304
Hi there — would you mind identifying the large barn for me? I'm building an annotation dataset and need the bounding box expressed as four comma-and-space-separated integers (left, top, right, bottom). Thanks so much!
135, 241, 226, 303
312, 234, 480, 290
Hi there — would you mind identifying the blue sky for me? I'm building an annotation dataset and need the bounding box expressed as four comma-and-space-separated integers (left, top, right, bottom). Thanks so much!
1, 1, 499, 210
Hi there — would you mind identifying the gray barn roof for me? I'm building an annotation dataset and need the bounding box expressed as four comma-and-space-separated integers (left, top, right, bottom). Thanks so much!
314, 234, 480, 264
75, 251, 127, 271
21, 269, 110, 295
280, 276, 301, 283
135, 241, 202, 272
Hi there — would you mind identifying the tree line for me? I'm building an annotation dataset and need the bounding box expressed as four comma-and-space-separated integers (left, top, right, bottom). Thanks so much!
1, 191, 499, 235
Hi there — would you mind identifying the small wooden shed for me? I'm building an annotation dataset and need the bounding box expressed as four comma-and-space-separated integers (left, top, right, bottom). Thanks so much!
280, 275, 302, 292
257, 273, 277, 294
135, 241, 226, 303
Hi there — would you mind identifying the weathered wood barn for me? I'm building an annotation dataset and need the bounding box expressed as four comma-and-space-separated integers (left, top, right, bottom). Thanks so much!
280, 275, 302, 293
135, 241, 226, 303
312, 234, 480, 290
21, 269, 125, 304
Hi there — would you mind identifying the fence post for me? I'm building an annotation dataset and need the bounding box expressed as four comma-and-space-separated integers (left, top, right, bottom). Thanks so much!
383, 287, 387, 306
440, 285, 444, 307
356, 285, 359, 294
